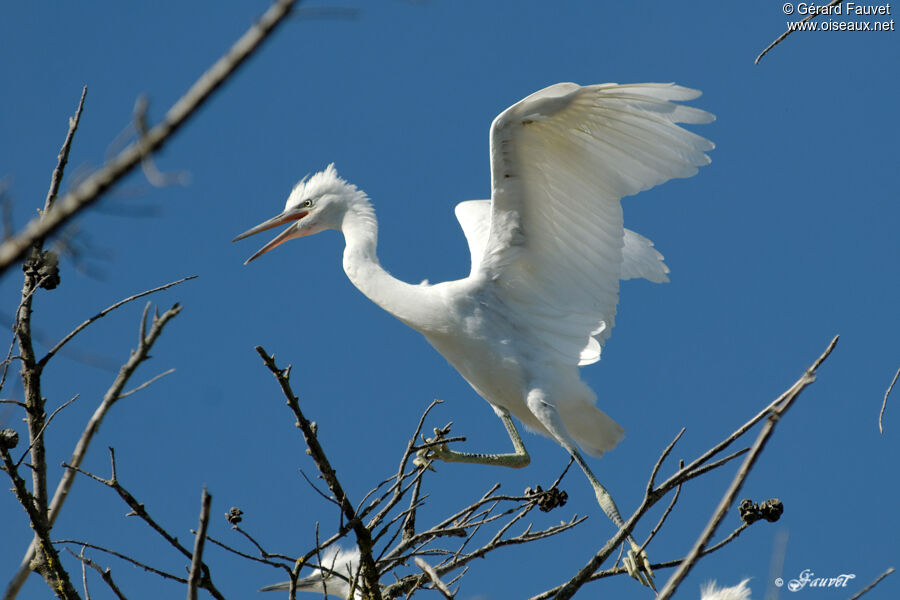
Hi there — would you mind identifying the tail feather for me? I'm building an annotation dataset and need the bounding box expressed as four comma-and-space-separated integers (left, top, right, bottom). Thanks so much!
559, 400, 625, 458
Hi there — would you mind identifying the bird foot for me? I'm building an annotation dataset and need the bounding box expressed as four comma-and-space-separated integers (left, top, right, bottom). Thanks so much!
413, 426, 453, 470
622, 540, 655, 591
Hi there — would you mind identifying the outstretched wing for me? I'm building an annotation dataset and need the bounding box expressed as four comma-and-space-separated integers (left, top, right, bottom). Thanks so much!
456, 203, 670, 284
621, 228, 669, 284
478, 82, 713, 365
454, 200, 492, 277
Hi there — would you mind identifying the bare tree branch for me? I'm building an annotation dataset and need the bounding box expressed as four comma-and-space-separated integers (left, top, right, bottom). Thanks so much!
0, 435, 78, 599
640, 460, 683, 554
847, 567, 895, 600
117, 368, 175, 400
15, 394, 78, 468
647, 428, 683, 492
63, 548, 128, 600
57, 540, 185, 584
880, 367, 897, 434
187, 488, 212, 600
5, 303, 183, 600
654, 336, 839, 600
535, 336, 839, 600
0, 0, 299, 274
61, 451, 226, 600
77, 546, 89, 600
414, 558, 454, 598
39, 276, 195, 368
256, 345, 383, 599
44, 87, 88, 216
755, 0, 844, 64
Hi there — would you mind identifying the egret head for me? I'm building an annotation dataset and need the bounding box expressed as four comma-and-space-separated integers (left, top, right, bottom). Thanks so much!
233, 163, 365, 264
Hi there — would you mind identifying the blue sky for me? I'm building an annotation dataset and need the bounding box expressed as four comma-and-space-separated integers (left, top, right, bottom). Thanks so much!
1, 2, 897, 599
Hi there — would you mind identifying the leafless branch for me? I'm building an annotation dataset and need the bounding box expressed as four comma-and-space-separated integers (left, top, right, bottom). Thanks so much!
44, 87, 88, 216
880, 367, 897, 434
205, 533, 291, 568
57, 540, 185, 584
847, 567, 895, 600
6, 303, 183, 600
61, 452, 226, 600
0, 0, 299, 274
654, 336, 839, 600
255, 345, 383, 599
647, 428, 684, 492
7, 132, 80, 596
414, 558, 454, 598
63, 547, 128, 600
755, 0, 844, 64
117, 368, 175, 400
15, 394, 78, 468
0, 325, 18, 393
232, 524, 299, 563
77, 546, 89, 600
39, 275, 196, 368
187, 488, 212, 600
534, 336, 839, 600
640, 460, 683, 554
0, 438, 78, 599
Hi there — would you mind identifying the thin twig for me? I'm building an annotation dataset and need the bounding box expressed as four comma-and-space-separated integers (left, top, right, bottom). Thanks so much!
255, 346, 382, 600
655, 336, 839, 600
232, 525, 298, 562
641, 460, 684, 554
755, 0, 844, 64
648, 428, 684, 492
880, 367, 898, 434
117, 368, 175, 400
63, 454, 227, 600
39, 276, 196, 367
187, 487, 212, 600
205, 534, 290, 568
78, 545, 89, 600
683, 447, 750, 481
414, 558, 454, 598
63, 548, 128, 600
44, 87, 88, 215
57, 540, 185, 583
846, 567, 894, 600
15, 395, 78, 468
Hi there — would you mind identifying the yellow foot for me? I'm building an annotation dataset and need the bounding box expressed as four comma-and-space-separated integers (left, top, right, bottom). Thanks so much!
412, 427, 452, 470
623, 540, 656, 591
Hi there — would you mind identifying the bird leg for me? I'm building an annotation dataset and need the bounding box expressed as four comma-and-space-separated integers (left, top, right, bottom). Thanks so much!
415, 410, 531, 469
570, 448, 655, 590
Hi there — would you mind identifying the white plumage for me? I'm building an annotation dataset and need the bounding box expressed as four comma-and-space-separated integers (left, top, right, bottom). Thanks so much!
236, 82, 713, 587
701, 579, 752, 600
260, 546, 361, 598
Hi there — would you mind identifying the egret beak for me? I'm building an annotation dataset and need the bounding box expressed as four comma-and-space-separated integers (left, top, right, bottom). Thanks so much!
233, 208, 309, 264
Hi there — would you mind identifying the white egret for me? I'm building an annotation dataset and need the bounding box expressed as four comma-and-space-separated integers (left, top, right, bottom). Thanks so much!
236, 82, 713, 587
260, 546, 361, 598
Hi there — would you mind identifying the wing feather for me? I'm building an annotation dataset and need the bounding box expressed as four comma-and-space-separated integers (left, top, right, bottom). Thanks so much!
477, 82, 713, 365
